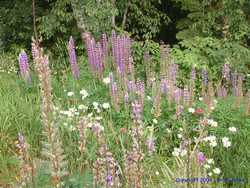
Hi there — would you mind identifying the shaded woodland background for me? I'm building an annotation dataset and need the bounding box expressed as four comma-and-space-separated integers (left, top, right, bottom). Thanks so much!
1, 0, 250, 84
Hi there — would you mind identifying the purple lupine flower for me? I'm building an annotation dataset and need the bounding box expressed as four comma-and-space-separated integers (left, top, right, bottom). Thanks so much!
146, 137, 155, 155
111, 82, 118, 95
68, 36, 80, 79
101, 33, 108, 58
217, 85, 227, 98
18, 50, 29, 76
91, 122, 104, 136
221, 85, 227, 97
18, 50, 31, 83
132, 100, 142, 122
111, 31, 131, 75
111, 30, 117, 59
160, 79, 168, 94
236, 73, 244, 97
127, 80, 135, 92
231, 72, 238, 96
169, 63, 178, 85
109, 72, 114, 83
197, 152, 206, 165
191, 66, 196, 81
174, 88, 182, 104
201, 68, 208, 86
222, 63, 230, 81
183, 86, 190, 105
127, 57, 134, 74
96, 42, 104, 76
136, 80, 145, 96
124, 92, 129, 104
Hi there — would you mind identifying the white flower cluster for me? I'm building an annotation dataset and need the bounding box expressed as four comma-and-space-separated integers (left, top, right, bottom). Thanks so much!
172, 147, 187, 157
80, 89, 88, 99
228, 126, 237, 133
222, 137, 231, 148
203, 135, 217, 147
207, 119, 218, 127
203, 158, 221, 176
60, 107, 79, 118
103, 77, 110, 84
188, 107, 195, 113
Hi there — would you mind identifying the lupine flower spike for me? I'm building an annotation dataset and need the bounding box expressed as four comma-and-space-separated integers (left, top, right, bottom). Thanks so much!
16, 133, 33, 187
201, 68, 208, 98
68, 36, 80, 79
246, 90, 250, 115
33, 40, 68, 187
18, 50, 31, 84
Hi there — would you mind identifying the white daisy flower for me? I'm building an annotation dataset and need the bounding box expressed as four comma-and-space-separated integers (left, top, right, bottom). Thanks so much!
177, 134, 183, 139
153, 119, 158, 124
147, 96, 152, 101
78, 104, 88, 111
204, 164, 210, 169
67, 91, 74, 97
166, 128, 171, 133
102, 103, 110, 109
222, 137, 231, 148
188, 108, 195, 113
80, 89, 88, 99
172, 148, 180, 157
228, 127, 237, 133
208, 119, 218, 127
180, 149, 187, 156
213, 168, 221, 175
93, 102, 99, 109
103, 77, 110, 84
207, 159, 214, 164
210, 140, 217, 147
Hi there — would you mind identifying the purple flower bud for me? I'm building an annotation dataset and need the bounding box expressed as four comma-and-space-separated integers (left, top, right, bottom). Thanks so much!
68, 36, 80, 79
106, 174, 113, 185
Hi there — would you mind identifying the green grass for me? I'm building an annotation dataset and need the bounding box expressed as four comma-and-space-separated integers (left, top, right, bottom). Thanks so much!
0, 59, 250, 187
